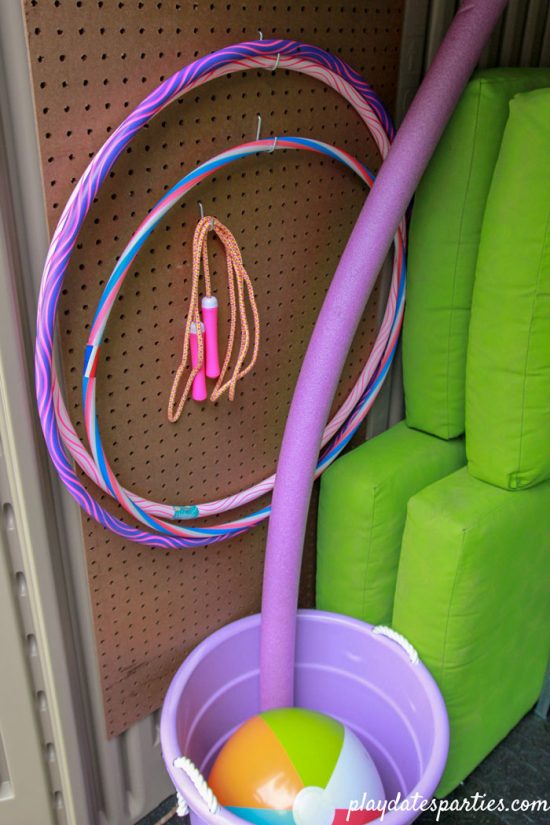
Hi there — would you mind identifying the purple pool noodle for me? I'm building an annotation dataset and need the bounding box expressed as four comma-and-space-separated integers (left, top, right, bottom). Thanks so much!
260, 0, 510, 710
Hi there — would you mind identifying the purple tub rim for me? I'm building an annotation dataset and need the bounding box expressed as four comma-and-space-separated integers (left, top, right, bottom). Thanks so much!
160, 610, 449, 825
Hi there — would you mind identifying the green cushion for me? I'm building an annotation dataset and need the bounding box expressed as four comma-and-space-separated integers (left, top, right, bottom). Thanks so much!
403, 68, 550, 440
466, 88, 550, 490
316, 421, 465, 625
393, 467, 550, 796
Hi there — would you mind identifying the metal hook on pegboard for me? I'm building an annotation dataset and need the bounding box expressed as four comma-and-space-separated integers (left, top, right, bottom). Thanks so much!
257, 29, 279, 71
198, 202, 214, 229
255, 115, 277, 153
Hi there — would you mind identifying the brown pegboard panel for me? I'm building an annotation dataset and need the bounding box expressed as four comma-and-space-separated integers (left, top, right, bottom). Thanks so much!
23, 0, 405, 736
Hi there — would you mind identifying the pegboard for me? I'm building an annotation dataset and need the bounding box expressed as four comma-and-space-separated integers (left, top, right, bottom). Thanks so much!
23, 0, 405, 737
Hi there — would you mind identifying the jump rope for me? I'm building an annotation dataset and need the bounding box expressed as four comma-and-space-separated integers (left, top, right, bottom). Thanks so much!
167, 215, 261, 420
36, 41, 406, 548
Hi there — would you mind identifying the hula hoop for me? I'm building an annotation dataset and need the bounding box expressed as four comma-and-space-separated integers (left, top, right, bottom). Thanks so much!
36, 40, 405, 548
77, 137, 405, 539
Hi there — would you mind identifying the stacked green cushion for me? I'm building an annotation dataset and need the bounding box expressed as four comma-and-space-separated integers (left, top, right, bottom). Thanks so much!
404, 68, 550, 440
466, 88, 550, 490
316, 421, 465, 625
393, 467, 550, 796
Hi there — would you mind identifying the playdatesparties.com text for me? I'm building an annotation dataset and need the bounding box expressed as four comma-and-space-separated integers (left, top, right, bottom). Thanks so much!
346, 791, 550, 821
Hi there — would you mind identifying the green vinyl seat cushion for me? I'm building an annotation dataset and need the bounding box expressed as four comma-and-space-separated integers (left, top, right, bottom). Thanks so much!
466, 88, 550, 490
393, 467, 550, 796
403, 68, 550, 440
316, 421, 465, 626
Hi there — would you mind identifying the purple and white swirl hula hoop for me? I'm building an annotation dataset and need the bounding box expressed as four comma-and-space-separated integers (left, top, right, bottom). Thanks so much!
35, 40, 403, 548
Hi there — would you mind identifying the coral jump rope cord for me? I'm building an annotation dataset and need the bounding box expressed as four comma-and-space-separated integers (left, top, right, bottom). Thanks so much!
79, 137, 405, 541
167, 216, 261, 422
36, 40, 405, 547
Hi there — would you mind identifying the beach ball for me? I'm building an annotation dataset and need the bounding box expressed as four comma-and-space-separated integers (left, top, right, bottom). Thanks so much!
208, 708, 385, 824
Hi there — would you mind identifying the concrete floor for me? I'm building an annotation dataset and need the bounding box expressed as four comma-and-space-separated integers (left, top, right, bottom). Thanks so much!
139, 712, 549, 825
416, 713, 549, 825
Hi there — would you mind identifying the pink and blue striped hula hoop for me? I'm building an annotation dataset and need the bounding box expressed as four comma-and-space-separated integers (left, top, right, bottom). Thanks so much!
36, 40, 405, 548
78, 137, 405, 538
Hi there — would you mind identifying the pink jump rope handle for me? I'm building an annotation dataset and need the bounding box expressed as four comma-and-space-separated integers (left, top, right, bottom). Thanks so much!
201, 296, 220, 379
189, 322, 207, 402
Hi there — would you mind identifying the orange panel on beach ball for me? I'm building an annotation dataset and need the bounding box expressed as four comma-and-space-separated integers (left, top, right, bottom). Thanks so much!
209, 714, 304, 810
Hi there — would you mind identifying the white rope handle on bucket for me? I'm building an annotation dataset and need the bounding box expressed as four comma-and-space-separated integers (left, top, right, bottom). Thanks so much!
173, 755, 220, 817
373, 625, 419, 665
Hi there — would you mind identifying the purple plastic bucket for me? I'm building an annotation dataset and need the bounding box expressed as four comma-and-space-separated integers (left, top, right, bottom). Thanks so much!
161, 610, 449, 825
